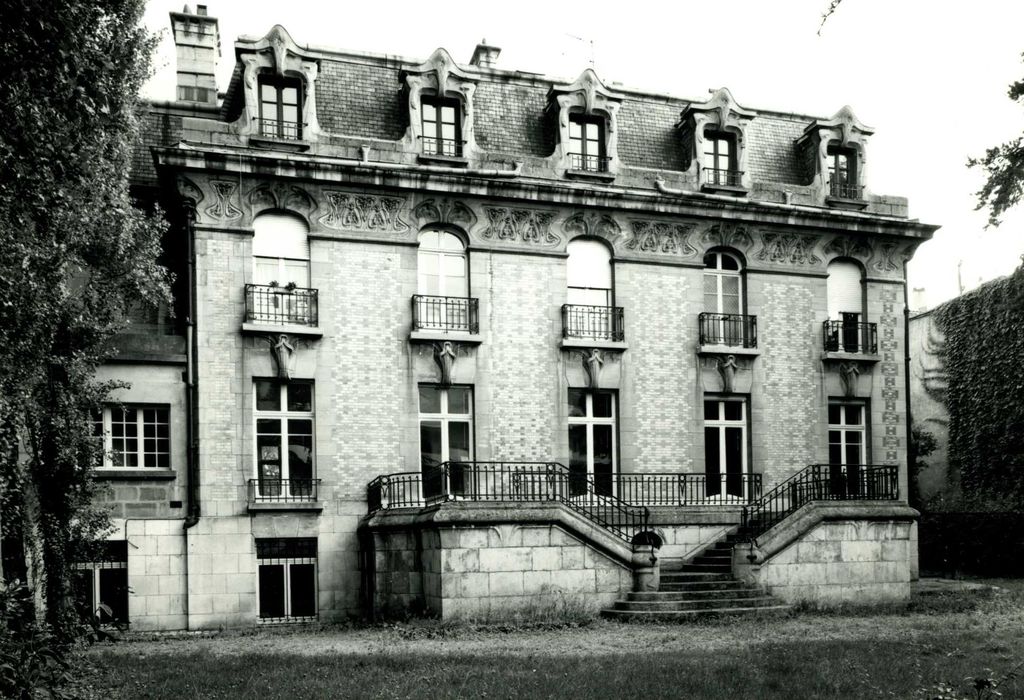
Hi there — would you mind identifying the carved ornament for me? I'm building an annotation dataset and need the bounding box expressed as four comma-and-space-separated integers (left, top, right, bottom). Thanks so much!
701, 223, 753, 253
247, 182, 317, 218
580, 349, 605, 390
824, 235, 872, 261
205, 181, 243, 221
677, 88, 757, 183
755, 232, 821, 266
563, 211, 621, 240
401, 48, 478, 156
479, 207, 558, 245
176, 176, 204, 206
319, 192, 409, 234
271, 334, 296, 380
839, 362, 861, 398
549, 69, 624, 175
433, 341, 459, 386
717, 355, 738, 393
413, 199, 477, 231
626, 221, 698, 256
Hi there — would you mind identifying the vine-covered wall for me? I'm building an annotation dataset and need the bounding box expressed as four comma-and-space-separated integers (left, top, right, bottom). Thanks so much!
934, 262, 1024, 507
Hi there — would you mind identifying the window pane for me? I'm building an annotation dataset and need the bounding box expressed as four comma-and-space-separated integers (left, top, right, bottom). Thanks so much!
724, 427, 743, 474
419, 386, 441, 414
828, 404, 841, 425
585, 122, 599, 139
423, 102, 436, 121
287, 425, 313, 482
282, 86, 298, 104
98, 568, 129, 624
592, 392, 613, 418
73, 570, 93, 619
845, 443, 862, 466
259, 564, 286, 618
287, 383, 313, 412
568, 389, 587, 418
257, 434, 281, 482
568, 424, 588, 496
829, 443, 843, 465
704, 401, 719, 421
845, 405, 863, 426
420, 421, 442, 468
704, 426, 721, 496
257, 418, 281, 435
261, 84, 276, 101
592, 424, 613, 496
720, 254, 740, 271
448, 387, 471, 415
289, 563, 316, 617
256, 381, 280, 411
569, 120, 581, 138
723, 401, 742, 421
448, 422, 471, 462
282, 105, 298, 123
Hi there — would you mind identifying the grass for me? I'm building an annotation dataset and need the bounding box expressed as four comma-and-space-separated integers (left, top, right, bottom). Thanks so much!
79, 582, 1024, 700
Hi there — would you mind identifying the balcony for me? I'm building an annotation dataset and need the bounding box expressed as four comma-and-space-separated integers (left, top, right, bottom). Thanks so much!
698, 313, 758, 350
822, 319, 878, 357
704, 168, 743, 187
568, 153, 611, 173
616, 472, 762, 506
245, 284, 318, 325
421, 136, 463, 158
409, 295, 481, 344
258, 117, 301, 141
247, 478, 322, 511
561, 304, 625, 347
828, 179, 863, 200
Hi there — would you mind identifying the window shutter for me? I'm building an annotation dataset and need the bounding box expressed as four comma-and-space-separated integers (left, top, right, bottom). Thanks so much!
827, 261, 863, 318
253, 212, 309, 260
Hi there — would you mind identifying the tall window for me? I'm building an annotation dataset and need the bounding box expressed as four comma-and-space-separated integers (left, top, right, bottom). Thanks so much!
567, 389, 616, 497
704, 398, 748, 500
259, 75, 302, 139
568, 114, 606, 172
251, 212, 313, 325
255, 380, 314, 499
828, 401, 867, 496
92, 405, 170, 469
73, 541, 128, 625
828, 146, 857, 197
416, 230, 470, 332
826, 260, 865, 352
256, 538, 317, 622
421, 96, 462, 157
419, 385, 473, 499
703, 130, 738, 186
565, 239, 617, 340
702, 250, 746, 345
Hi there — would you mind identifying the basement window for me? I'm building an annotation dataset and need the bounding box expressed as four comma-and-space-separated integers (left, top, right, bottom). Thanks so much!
73, 541, 129, 626
256, 537, 318, 623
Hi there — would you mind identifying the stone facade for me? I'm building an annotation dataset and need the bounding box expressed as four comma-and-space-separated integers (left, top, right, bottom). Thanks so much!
72, 8, 938, 630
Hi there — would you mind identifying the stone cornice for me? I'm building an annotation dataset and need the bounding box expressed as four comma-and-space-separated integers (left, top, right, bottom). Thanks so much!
153, 144, 939, 240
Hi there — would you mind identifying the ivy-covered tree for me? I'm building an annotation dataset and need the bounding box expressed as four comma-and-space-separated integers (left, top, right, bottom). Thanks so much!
968, 62, 1024, 227
0, 0, 169, 639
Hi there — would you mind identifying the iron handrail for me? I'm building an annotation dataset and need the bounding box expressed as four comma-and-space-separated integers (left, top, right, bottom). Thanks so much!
741, 463, 899, 541
698, 312, 758, 348
258, 117, 302, 140
367, 461, 650, 543
616, 472, 762, 506
568, 153, 611, 173
411, 294, 479, 334
703, 167, 744, 187
561, 304, 625, 342
245, 284, 319, 326
247, 478, 321, 503
822, 319, 878, 354
829, 179, 863, 199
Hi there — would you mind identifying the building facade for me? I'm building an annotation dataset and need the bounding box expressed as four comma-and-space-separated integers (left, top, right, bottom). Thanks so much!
85, 7, 935, 629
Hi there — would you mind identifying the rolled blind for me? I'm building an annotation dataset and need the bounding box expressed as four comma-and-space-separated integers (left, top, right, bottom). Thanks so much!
827, 261, 863, 318
253, 212, 309, 260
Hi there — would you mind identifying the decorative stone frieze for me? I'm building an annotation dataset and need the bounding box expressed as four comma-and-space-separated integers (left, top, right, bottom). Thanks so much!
824, 234, 872, 263
677, 87, 757, 191
700, 222, 754, 256
205, 181, 243, 221
247, 182, 317, 221
755, 231, 821, 266
548, 69, 625, 178
413, 198, 477, 232
319, 192, 409, 234
231, 25, 322, 145
478, 207, 559, 246
563, 210, 621, 241
624, 220, 698, 257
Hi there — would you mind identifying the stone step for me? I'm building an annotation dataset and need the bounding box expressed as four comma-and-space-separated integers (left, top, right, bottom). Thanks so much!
678, 563, 732, 573
613, 596, 781, 612
628, 588, 764, 601
659, 571, 734, 582
600, 604, 792, 621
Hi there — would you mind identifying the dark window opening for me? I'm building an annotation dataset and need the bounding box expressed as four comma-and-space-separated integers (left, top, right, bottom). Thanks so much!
568, 114, 607, 172
256, 537, 317, 622
828, 146, 860, 198
702, 130, 741, 186
421, 96, 462, 157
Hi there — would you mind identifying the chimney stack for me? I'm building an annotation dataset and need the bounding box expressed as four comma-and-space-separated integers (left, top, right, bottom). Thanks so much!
169, 4, 220, 105
469, 39, 501, 68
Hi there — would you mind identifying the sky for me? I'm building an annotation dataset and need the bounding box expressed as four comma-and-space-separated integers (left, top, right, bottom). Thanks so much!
142, 0, 1024, 309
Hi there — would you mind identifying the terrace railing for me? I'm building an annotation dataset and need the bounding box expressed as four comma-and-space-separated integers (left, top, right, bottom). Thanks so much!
367, 461, 650, 544
698, 313, 758, 348
704, 168, 744, 187
248, 478, 321, 504
823, 319, 878, 354
741, 464, 899, 541
568, 153, 611, 173
616, 472, 762, 506
829, 179, 863, 200
562, 304, 625, 342
422, 136, 463, 158
411, 295, 479, 334
245, 284, 319, 327
258, 118, 302, 140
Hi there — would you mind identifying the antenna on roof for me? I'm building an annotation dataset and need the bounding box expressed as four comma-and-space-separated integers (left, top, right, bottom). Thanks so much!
565, 33, 596, 70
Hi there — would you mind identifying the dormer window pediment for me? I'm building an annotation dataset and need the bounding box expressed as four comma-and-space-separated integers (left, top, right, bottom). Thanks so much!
797, 105, 873, 208
677, 87, 756, 194
401, 48, 478, 164
548, 69, 624, 180
233, 25, 321, 148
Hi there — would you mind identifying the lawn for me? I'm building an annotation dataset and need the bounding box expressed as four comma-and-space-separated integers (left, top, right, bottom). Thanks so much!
81, 582, 1024, 699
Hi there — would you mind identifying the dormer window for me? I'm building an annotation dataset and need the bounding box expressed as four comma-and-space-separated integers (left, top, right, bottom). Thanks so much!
259, 75, 302, 140
421, 96, 462, 157
568, 114, 607, 173
702, 130, 740, 187
828, 146, 860, 199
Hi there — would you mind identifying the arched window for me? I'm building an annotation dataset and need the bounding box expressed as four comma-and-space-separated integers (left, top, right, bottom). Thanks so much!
415, 230, 471, 332
702, 250, 749, 346
253, 212, 310, 287
826, 260, 865, 352
567, 239, 612, 307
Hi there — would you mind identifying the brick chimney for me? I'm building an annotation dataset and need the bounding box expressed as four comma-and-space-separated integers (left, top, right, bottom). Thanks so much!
469, 39, 501, 68
169, 4, 220, 105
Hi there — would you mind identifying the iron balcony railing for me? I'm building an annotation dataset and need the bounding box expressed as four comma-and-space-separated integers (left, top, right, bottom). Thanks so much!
562, 304, 625, 342
699, 313, 758, 348
245, 284, 319, 327
568, 153, 611, 173
704, 168, 744, 187
741, 464, 898, 541
258, 117, 302, 140
823, 319, 878, 354
616, 472, 762, 506
248, 478, 321, 504
367, 461, 650, 543
411, 295, 479, 334
421, 136, 463, 158
829, 179, 863, 199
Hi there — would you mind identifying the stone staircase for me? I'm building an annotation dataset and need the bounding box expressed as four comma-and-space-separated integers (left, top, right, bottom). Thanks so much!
601, 533, 791, 621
